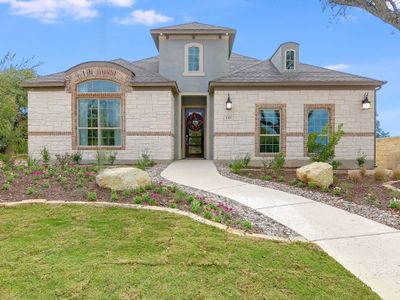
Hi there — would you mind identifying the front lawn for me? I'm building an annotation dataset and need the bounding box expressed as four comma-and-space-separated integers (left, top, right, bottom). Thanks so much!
0, 204, 378, 299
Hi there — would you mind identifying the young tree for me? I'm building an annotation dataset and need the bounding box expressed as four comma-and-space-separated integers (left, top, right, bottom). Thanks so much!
0, 53, 39, 153
322, 0, 400, 30
376, 113, 390, 137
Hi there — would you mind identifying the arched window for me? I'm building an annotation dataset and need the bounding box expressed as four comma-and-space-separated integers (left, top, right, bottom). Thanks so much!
77, 80, 122, 147
285, 50, 295, 70
184, 43, 204, 76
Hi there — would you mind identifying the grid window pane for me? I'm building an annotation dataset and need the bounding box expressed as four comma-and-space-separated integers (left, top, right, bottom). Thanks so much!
77, 80, 120, 93
100, 129, 121, 146
188, 46, 200, 71
286, 50, 295, 70
259, 109, 281, 153
78, 100, 98, 128
100, 100, 121, 128
79, 129, 98, 146
308, 109, 329, 146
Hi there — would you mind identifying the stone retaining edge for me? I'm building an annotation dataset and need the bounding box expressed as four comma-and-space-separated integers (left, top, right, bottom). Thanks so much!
0, 199, 306, 243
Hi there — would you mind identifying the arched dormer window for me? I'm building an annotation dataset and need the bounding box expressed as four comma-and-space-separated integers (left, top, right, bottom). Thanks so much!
285, 50, 295, 70
77, 79, 122, 148
183, 42, 205, 76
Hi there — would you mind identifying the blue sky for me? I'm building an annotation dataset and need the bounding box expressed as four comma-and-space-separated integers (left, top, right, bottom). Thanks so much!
0, 0, 399, 136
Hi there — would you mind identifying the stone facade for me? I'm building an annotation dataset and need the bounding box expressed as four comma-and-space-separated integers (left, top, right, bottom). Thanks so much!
213, 88, 376, 168
28, 88, 175, 162
376, 137, 400, 169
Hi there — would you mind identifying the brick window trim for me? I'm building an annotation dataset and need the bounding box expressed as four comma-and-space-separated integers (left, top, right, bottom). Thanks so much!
303, 104, 335, 157
255, 104, 287, 157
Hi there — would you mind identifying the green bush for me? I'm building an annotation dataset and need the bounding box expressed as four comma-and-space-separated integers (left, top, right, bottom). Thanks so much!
203, 211, 212, 219
242, 220, 253, 230
278, 176, 285, 183
261, 175, 272, 181
134, 148, 155, 170
307, 123, 344, 169
389, 198, 400, 209
71, 151, 82, 164
2, 182, 11, 191
87, 192, 97, 202
110, 190, 118, 202
271, 153, 286, 174
333, 187, 342, 196
122, 188, 132, 198
133, 196, 143, 204
191, 200, 202, 213
356, 151, 367, 168
308, 182, 318, 189
26, 186, 37, 195
40, 146, 50, 164
229, 153, 251, 174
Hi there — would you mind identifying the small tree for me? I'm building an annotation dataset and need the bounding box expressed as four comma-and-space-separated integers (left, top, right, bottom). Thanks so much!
307, 123, 345, 168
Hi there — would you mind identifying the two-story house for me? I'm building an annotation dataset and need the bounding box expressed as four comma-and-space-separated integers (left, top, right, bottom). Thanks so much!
23, 22, 384, 168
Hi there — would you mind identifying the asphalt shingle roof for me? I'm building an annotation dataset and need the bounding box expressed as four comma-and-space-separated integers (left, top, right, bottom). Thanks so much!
151, 22, 235, 32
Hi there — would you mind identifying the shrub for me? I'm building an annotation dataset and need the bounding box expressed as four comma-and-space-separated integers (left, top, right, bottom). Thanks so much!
261, 175, 272, 181
271, 153, 285, 174
2, 182, 11, 191
71, 151, 82, 165
55, 153, 72, 170
110, 190, 118, 202
364, 191, 378, 205
242, 220, 253, 230
374, 167, 386, 181
203, 211, 212, 219
356, 151, 367, 168
392, 167, 400, 180
322, 186, 329, 193
296, 181, 305, 188
134, 148, 155, 170
191, 200, 202, 213
389, 198, 400, 209
142, 193, 152, 203
40, 147, 50, 164
42, 181, 49, 189
307, 123, 344, 169
348, 171, 362, 183
87, 192, 97, 201
308, 182, 318, 189
169, 203, 177, 209
26, 186, 37, 195
122, 188, 132, 198
290, 178, 298, 186
133, 196, 143, 204
57, 176, 68, 186
76, 178, 84, 188
213, 215, 222, 223
171, 184, 178, 193
229, 153, 251, 174
108, 151, 117, 165
134, 186, 145, 194
174, 190, 187, 202
278, 176, 285, 183
333, 187, 342, 196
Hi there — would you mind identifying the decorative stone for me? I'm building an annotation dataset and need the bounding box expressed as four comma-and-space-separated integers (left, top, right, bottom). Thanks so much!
96, 167, 151, 191
296, 162, 333, 188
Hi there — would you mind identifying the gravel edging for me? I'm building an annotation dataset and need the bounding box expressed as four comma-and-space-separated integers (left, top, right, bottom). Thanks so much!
216, 163, 400, 230
148, 163, 301, 239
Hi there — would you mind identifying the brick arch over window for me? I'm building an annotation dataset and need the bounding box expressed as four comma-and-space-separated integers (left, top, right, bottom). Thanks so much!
66, 62, 134, 150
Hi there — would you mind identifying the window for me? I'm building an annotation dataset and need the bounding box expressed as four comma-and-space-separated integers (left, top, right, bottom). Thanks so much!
188, 47, 200, 71
308, 109, 329, 145
183, 43, 204, 76
285, 50, 295, 70
76, 80, 122, 147
259, 109, 281, 153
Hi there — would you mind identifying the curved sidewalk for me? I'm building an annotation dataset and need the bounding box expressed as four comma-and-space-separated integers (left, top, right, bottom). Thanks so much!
161, 160, 400, 300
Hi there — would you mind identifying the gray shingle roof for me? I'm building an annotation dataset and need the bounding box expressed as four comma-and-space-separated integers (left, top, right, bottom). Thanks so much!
211, 59, 383, 86
151, 22, 235, 32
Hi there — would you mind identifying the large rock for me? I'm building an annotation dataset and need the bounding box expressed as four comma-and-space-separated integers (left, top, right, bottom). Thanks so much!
96, 167, 151, 191
296, 162, 333, 188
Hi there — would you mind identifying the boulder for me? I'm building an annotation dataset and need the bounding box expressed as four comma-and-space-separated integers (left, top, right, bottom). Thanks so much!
96, 167, 151, 191
296, 162, 333, 188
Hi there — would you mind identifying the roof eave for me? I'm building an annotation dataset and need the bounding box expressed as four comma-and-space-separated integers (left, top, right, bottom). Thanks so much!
21, 81, 65, 88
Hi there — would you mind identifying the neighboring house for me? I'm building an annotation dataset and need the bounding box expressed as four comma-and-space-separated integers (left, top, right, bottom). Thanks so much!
23, 22, 384, 168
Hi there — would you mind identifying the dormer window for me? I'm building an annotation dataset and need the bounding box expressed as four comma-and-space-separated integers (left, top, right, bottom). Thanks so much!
183, 42, 205, 76
285, 50, 295, 70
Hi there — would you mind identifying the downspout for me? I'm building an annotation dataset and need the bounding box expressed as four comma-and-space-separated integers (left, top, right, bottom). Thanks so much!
374, 86, 382, 168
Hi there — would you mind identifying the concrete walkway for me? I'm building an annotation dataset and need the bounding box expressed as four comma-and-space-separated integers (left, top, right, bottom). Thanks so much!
161, 160, 400, 300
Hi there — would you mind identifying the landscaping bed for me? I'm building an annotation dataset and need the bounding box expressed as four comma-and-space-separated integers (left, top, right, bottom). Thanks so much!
0, 162, 271, 235
0, 204, 379, 299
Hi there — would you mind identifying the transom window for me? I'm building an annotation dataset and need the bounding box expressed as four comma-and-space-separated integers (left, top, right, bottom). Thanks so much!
285, 50, 295, 70
308, 109, 329, 145
76, 80, 122, 147
188, 46, 200, 72
77, 80, 121, 93
260, 109, 281, 153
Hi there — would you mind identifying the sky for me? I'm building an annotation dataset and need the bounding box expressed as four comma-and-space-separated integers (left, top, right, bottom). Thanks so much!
0, 0, 399, 136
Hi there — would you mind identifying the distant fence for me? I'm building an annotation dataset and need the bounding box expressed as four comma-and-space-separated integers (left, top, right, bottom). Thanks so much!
377, 137, 400, 169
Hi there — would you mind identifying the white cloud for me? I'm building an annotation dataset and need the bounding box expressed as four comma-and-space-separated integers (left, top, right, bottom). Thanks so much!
115, 9, 173, 25
324, 64, 350, 71
0, 0, 135, 22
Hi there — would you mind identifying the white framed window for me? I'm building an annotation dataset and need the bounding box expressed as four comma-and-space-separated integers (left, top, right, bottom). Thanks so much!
259, 109, 281, 153
183, 42, 205, 76
285, 49, 295, 70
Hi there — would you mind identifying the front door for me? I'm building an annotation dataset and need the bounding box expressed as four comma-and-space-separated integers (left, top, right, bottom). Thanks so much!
185, 108, 205, 158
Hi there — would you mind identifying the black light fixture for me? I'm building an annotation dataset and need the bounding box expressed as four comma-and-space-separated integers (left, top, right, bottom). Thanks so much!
362, 93, 371, 110
226, 94, 232, 110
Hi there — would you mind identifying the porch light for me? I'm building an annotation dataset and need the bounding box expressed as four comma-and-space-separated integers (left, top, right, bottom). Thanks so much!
226, 94, 232, 110
362, 93, 371, 110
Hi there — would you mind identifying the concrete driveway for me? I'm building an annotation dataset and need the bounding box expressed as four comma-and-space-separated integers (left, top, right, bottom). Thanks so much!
161, 160, 400, 300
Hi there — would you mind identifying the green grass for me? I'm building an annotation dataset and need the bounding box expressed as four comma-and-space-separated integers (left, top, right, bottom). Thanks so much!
0, 204, 378, 299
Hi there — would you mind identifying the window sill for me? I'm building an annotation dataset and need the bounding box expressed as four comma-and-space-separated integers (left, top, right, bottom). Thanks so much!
77, 146, 124, 151
182, 71, 205, 77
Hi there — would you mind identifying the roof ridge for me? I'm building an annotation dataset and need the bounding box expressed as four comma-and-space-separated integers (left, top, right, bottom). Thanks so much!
113, 58, 174, 82
221, 59, 270, 78
131, 55, 159, 63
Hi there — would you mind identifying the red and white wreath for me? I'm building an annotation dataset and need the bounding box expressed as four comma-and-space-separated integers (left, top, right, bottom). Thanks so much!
187, 112, 204, 131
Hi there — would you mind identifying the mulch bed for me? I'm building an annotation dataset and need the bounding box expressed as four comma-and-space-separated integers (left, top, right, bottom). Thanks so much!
0, 163, 261, 234
392, 181, 400, 189
239, 168, 398, 214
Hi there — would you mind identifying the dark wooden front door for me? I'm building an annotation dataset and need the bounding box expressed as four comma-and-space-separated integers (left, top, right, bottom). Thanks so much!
185, 108, 205, 158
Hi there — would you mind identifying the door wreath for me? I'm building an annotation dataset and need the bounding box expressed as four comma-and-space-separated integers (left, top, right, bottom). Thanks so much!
187, 112, 204, 131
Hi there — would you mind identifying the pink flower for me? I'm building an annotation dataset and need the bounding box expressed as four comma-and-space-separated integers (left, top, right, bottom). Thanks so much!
217, 202, 233, 213
32, 171, 42, 176
150, 193, 158, 200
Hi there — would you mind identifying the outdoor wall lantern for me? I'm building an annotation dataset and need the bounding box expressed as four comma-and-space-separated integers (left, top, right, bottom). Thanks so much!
226, 94, 232, 110
362, 93, 371, 110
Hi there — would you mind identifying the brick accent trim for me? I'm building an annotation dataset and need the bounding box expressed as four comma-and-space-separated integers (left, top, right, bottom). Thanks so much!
126, 131, 175, 137
304, 104, 335, 156
29, 131, 72, 136
255, 104, 287, 157
214, 132, 254, 137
